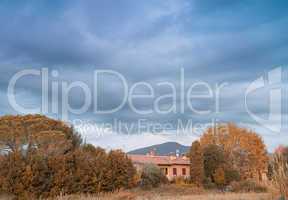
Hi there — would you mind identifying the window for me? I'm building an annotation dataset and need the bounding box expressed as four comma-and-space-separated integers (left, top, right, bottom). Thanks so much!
173, 168, 177, 176
182, 168, 186, 175
161, 168, 168, 175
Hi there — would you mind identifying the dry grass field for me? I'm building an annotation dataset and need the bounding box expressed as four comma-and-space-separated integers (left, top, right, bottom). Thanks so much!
53, 193, 273, 200
51, 185, 275, 200
0, 185, 277, 200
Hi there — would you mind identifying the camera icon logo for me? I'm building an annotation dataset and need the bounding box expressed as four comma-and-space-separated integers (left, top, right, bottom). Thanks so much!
245, 67, 284, 133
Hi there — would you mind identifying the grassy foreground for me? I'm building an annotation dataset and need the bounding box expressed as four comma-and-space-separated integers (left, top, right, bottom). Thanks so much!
0, 185, 276, 200
51, 185, 274, 200
54, 193, 272, 200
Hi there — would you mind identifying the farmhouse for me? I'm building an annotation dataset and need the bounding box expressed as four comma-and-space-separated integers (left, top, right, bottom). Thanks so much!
128, 153, 190, 180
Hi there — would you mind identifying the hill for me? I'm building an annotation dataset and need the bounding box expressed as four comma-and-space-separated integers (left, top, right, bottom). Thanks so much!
128, 142, 190, 156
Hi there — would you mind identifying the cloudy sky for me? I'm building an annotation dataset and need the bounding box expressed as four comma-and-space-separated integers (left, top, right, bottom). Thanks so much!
0, 0, 288, 152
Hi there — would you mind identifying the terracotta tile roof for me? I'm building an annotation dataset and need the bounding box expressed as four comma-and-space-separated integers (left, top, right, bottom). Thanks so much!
128, 154, 190, 165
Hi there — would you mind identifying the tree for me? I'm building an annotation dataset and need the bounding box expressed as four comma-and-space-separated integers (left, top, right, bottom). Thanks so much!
189, 141, 204, 186
1, 142, 133, 198
23, 154, 52, 198
0, 115, 136, 198
224, 168, 240, 184
272, 153, 288, 198
102, 150, 136, 191
0, 114, 81, 155
230, 148, 250, 180
74, 145, 108, 193
0, 152, 26, 198
200, 123, 268, 181
48, 152, 78, 196
202, 144, 225, 181
213, 167, 225, 187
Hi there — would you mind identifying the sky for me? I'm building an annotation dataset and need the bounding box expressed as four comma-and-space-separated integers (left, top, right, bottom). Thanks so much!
0, 0, 288, 152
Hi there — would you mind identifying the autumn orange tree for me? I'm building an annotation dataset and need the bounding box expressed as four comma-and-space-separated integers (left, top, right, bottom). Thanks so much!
213, 167, 225, 187
0, 152, 27, 198
200, 123, 268, 181
0, 114, 81, 155
102, 150, 136, 191
0, 115, 136, 199
72, 145, 109, 193
0, 114, 81, 198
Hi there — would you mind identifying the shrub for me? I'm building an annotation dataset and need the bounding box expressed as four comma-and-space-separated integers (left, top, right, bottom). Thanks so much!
230, 180, 267, 193
171, 177, 190, 185
140, 164, 168, 189
203, 177, 216, 189
225, 169, 240, 184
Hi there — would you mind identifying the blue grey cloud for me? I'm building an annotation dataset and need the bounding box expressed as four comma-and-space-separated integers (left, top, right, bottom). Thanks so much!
0, 0, 287, 151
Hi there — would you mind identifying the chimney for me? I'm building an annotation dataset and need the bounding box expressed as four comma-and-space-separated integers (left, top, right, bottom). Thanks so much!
182, 154, 187, 160
176, 149, 180, 157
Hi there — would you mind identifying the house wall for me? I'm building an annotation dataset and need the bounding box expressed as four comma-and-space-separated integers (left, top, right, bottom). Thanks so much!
133, 163, 190, 180
160, 165, 190, 180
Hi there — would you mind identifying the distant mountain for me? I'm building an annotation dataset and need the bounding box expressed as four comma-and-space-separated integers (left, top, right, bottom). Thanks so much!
128, 142, 190, 156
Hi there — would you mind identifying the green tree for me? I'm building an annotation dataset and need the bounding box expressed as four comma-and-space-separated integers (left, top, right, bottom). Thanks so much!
203, 144, 225, 181
224, 168, 240, 184
190, 141, 204, 186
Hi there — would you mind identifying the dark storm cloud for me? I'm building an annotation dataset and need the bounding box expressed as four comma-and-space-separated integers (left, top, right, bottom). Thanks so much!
0, 0, 287, 150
